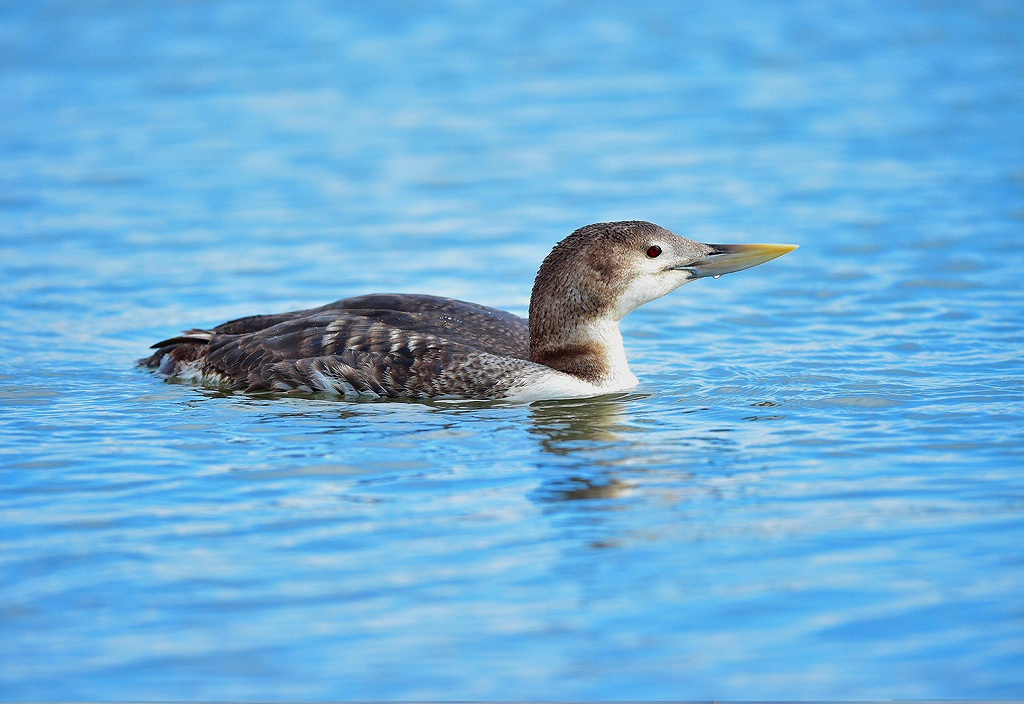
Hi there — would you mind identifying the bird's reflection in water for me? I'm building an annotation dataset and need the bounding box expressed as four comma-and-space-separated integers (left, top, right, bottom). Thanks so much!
527, 392, 642, 450
538, 476, 634, 502
526, 393, 645, 506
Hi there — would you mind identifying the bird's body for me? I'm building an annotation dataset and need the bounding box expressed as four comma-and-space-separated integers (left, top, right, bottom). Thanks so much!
142, 221, 796, 401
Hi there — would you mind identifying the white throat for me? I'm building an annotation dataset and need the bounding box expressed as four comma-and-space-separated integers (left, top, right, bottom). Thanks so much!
569, 315, 638, 390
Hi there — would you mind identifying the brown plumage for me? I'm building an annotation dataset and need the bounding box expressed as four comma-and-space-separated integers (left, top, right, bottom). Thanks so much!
141, 294, 536, 398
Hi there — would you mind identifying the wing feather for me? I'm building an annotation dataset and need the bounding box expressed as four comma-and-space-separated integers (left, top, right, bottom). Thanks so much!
142, 296, 541, 399
205, 293, 529, 358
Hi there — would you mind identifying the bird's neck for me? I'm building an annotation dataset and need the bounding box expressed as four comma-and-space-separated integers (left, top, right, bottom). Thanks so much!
529, 309, 637, 389
527, 248, 639, 390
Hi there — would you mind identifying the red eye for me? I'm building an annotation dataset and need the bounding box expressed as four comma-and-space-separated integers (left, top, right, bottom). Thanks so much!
646, 244, 662, 258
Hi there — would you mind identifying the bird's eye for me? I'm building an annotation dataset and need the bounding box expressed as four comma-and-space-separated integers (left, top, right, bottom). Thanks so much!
646, 244, 662, 258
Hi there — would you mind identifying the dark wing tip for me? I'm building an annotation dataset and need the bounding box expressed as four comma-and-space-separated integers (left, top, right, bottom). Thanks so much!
150, 329, 214, 349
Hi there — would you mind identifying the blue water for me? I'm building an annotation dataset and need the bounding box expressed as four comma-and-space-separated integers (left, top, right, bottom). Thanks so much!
2, 1, 1023, 698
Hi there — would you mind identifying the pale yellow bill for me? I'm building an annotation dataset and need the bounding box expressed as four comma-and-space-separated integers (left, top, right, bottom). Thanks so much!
682, 243, 799, 278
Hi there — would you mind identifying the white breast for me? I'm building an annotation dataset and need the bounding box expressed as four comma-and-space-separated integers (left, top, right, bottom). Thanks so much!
503, 365, 639, 402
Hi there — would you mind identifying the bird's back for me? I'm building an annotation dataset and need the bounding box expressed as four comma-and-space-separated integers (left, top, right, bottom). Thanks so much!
142, 294, 536, 398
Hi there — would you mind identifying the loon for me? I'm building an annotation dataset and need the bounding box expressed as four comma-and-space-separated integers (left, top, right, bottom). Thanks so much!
142, 221, 796, 401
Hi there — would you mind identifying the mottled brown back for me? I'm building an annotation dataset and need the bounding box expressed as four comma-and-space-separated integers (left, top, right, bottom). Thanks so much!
141, 294, 534, 397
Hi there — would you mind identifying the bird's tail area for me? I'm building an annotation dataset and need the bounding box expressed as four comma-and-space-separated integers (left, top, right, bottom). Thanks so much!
138, 329, 215, 372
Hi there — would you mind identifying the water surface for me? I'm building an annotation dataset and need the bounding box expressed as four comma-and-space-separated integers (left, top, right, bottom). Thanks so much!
1, 1, 1023, 699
